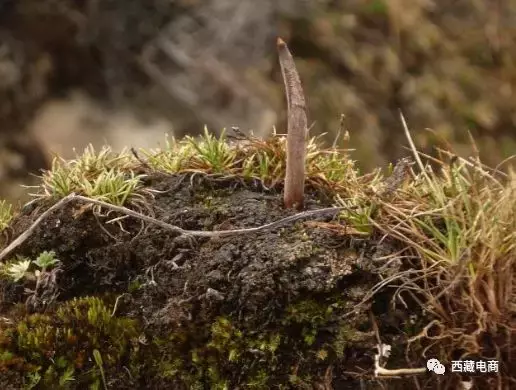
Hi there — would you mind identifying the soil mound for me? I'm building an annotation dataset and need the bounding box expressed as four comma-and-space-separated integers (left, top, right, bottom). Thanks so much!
0, 172, 427, 389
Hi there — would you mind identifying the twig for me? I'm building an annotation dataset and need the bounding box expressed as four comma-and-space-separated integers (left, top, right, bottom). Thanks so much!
0, 194, 77, 262
375, 366, 426, 376
111, 293, 129, 317
399, 111, 431, 186
130, 147, 152, 170
374, 343, 426, 377
0, 193, 347, 262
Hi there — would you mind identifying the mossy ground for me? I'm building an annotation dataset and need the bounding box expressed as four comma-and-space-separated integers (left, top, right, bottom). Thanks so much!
0, 132, 514, 389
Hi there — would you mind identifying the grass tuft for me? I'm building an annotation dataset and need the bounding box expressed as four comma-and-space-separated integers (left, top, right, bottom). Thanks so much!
27, 145, 147, 207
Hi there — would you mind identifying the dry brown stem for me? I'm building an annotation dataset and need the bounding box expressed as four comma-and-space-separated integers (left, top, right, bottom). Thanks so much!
277, 37, 308, 210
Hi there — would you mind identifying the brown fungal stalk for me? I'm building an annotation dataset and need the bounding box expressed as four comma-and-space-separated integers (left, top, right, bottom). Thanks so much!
277, 37, 308, 210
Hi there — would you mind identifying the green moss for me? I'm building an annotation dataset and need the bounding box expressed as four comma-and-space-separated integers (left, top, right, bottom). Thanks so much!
145, 315, 284, 388
332, 324, 370, 359
208, 316, 243, 359
127, 278, 143, 293
0, 297, 141, 388
283, 299, 334, 346
284, 299, 333, 324
246, 370, 269, 389
157, 358, 183, 379
191, 317, 280, 387
146, 296, 365, 387
288, 374, 311, 389
0, 282, 371, 388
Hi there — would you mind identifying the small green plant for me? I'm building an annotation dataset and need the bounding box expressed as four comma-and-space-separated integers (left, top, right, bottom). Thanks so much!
186, 127, 235, 173
334, 194, 376, 235
29, 145, 147, 207
142, 134, 194, 173
93, 349, 108, 390
25, 370, 42, 389
4, 257, 31, 282
34, 250, 60, 271
240, 136, 286, 186
2, 251, 61, 283
81, 168, 145, 206
59, 365, 75, 387
0, 200, 13, 231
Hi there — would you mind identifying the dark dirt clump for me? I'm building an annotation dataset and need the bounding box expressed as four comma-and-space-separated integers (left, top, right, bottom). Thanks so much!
0, 173, 444, 389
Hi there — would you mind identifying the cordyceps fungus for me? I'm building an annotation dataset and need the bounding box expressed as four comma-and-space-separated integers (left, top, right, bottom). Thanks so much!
277, 37, 308, 210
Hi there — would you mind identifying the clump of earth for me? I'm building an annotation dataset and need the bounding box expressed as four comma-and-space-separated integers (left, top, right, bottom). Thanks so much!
0, 172, 457, 389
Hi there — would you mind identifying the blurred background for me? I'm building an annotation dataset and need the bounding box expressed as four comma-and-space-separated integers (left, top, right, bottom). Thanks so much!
1, 0, 516, 203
